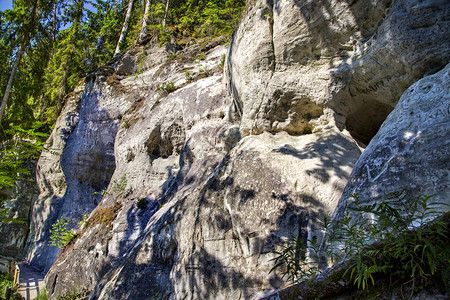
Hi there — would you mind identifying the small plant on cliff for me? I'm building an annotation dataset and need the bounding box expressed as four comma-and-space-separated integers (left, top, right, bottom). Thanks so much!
270, 191, 449, 294
219, 54, 226, 71
34, 288, 47, 300
78, 214, 89, 229
158, 81, 177, 94
49, 216, 75, 249
269, 235, 319, 283
0, 272, 13, 298
184, 69, 195, 82
111, 174, 127, 194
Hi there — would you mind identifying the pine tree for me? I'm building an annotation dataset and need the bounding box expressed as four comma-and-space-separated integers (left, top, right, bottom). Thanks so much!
114, 0, 135, 56
0, 0, 39, 125
82, 0, 124, 73
41, 0, 85, 123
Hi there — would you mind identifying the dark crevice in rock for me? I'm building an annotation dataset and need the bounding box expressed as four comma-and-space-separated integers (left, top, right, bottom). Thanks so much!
226, 32, 243, 119
346, 99, 393, 147
265, 0, 276, 73
50, 274, 57, 295
146, 123, 186, 162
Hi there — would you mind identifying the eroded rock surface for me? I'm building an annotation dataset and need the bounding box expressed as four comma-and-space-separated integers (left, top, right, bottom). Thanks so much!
333, 63, 450, 221
227, 0, 449, 145
0, 172, 38, 258
25, 80, 132, 272
20, 0, 449, 299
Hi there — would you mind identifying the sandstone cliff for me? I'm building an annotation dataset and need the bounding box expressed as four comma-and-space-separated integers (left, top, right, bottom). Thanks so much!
17, 0, 449, 299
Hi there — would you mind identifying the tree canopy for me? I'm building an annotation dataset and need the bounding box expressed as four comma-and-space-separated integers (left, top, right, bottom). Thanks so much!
0, 0, 245, 223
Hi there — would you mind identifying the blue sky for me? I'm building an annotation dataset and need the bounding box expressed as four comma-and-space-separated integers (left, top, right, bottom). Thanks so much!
0, 1, 96, 13
0, 0, 12, 12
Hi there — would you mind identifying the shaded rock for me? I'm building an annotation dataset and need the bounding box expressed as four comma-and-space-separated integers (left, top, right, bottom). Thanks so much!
83, 129, 359, 300
24, 79, 132, 272
115, 53, 137, 75
333, 63, 450, 223
0, 171, 38, 258
25, 0, 450, 298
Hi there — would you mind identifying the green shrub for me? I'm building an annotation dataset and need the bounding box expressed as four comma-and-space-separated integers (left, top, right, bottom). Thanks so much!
111, 174, 127, 194
270, 192, 449, 293
49, 216, 75, 249
0, 272, 13, 298
158, 81, 177, 93
219, 54, 226, 71
197, 52, 206, 61
34, 288, 48, 300
184, 70, 195, 82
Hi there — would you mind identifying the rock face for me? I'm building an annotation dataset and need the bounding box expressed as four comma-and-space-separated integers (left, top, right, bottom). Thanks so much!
0, 172, 38, 258
24, 80, 132, 271
333, 63, 450, 221
21, 0, 449, 299
228, 0, 449, 144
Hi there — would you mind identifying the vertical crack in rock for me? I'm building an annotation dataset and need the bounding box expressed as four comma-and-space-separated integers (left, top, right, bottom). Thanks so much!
226, 33, 244, 119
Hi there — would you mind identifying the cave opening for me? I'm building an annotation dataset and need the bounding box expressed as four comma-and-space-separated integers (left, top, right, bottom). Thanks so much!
345, 99, 393, 147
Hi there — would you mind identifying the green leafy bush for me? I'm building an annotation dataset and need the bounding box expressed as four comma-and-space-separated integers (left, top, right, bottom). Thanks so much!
0, 124, 47, 224
184, 69, 195, 82
49, 216, 75, 249
111, 174, 127, 194
270, 191, 449, 293
34, 288, 48, 300
158, 81, 177, 93
0, 272, 13, 298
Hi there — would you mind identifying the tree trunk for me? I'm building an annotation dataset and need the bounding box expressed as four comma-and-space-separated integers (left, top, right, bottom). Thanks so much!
0, 1, 38, 125
57, 0, 84, 111
162, 0, 170, 28
114, 0, 135, 56
52, 2, 58, 42
137, 0, 152, 44
0, 43, 25, 125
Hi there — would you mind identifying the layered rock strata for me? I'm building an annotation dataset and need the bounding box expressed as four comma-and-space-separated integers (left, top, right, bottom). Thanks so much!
18, 0, 449, 298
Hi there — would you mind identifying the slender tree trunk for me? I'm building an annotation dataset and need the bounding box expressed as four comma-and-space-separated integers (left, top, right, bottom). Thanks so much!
162, 0, 170, 28
0, 1, 38, 125
52, 2, 58, 42
57, 0, 84, 111
0, 44, 25, 125
137, 0, 152, 44
114, 0, 135, 56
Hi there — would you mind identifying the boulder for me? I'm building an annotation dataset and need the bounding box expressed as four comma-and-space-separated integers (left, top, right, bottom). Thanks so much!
333, 63, 450, 221
227, 0, 449, 145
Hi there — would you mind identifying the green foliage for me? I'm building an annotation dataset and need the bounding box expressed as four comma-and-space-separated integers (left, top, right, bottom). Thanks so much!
111, 173, 127, 194
269, 235, 319, 283
78, 214, 88, 228
49, 216, 75, 249
219, 53, 226, 71
0, 272, 13, 298
184, 69, 194, 82
158, 81, 176, 93
93, 174, 127, 196
34, 288, 48, 300
197, 52, 206, 61
0, 123, 47, 224
270, 192, 449, 293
